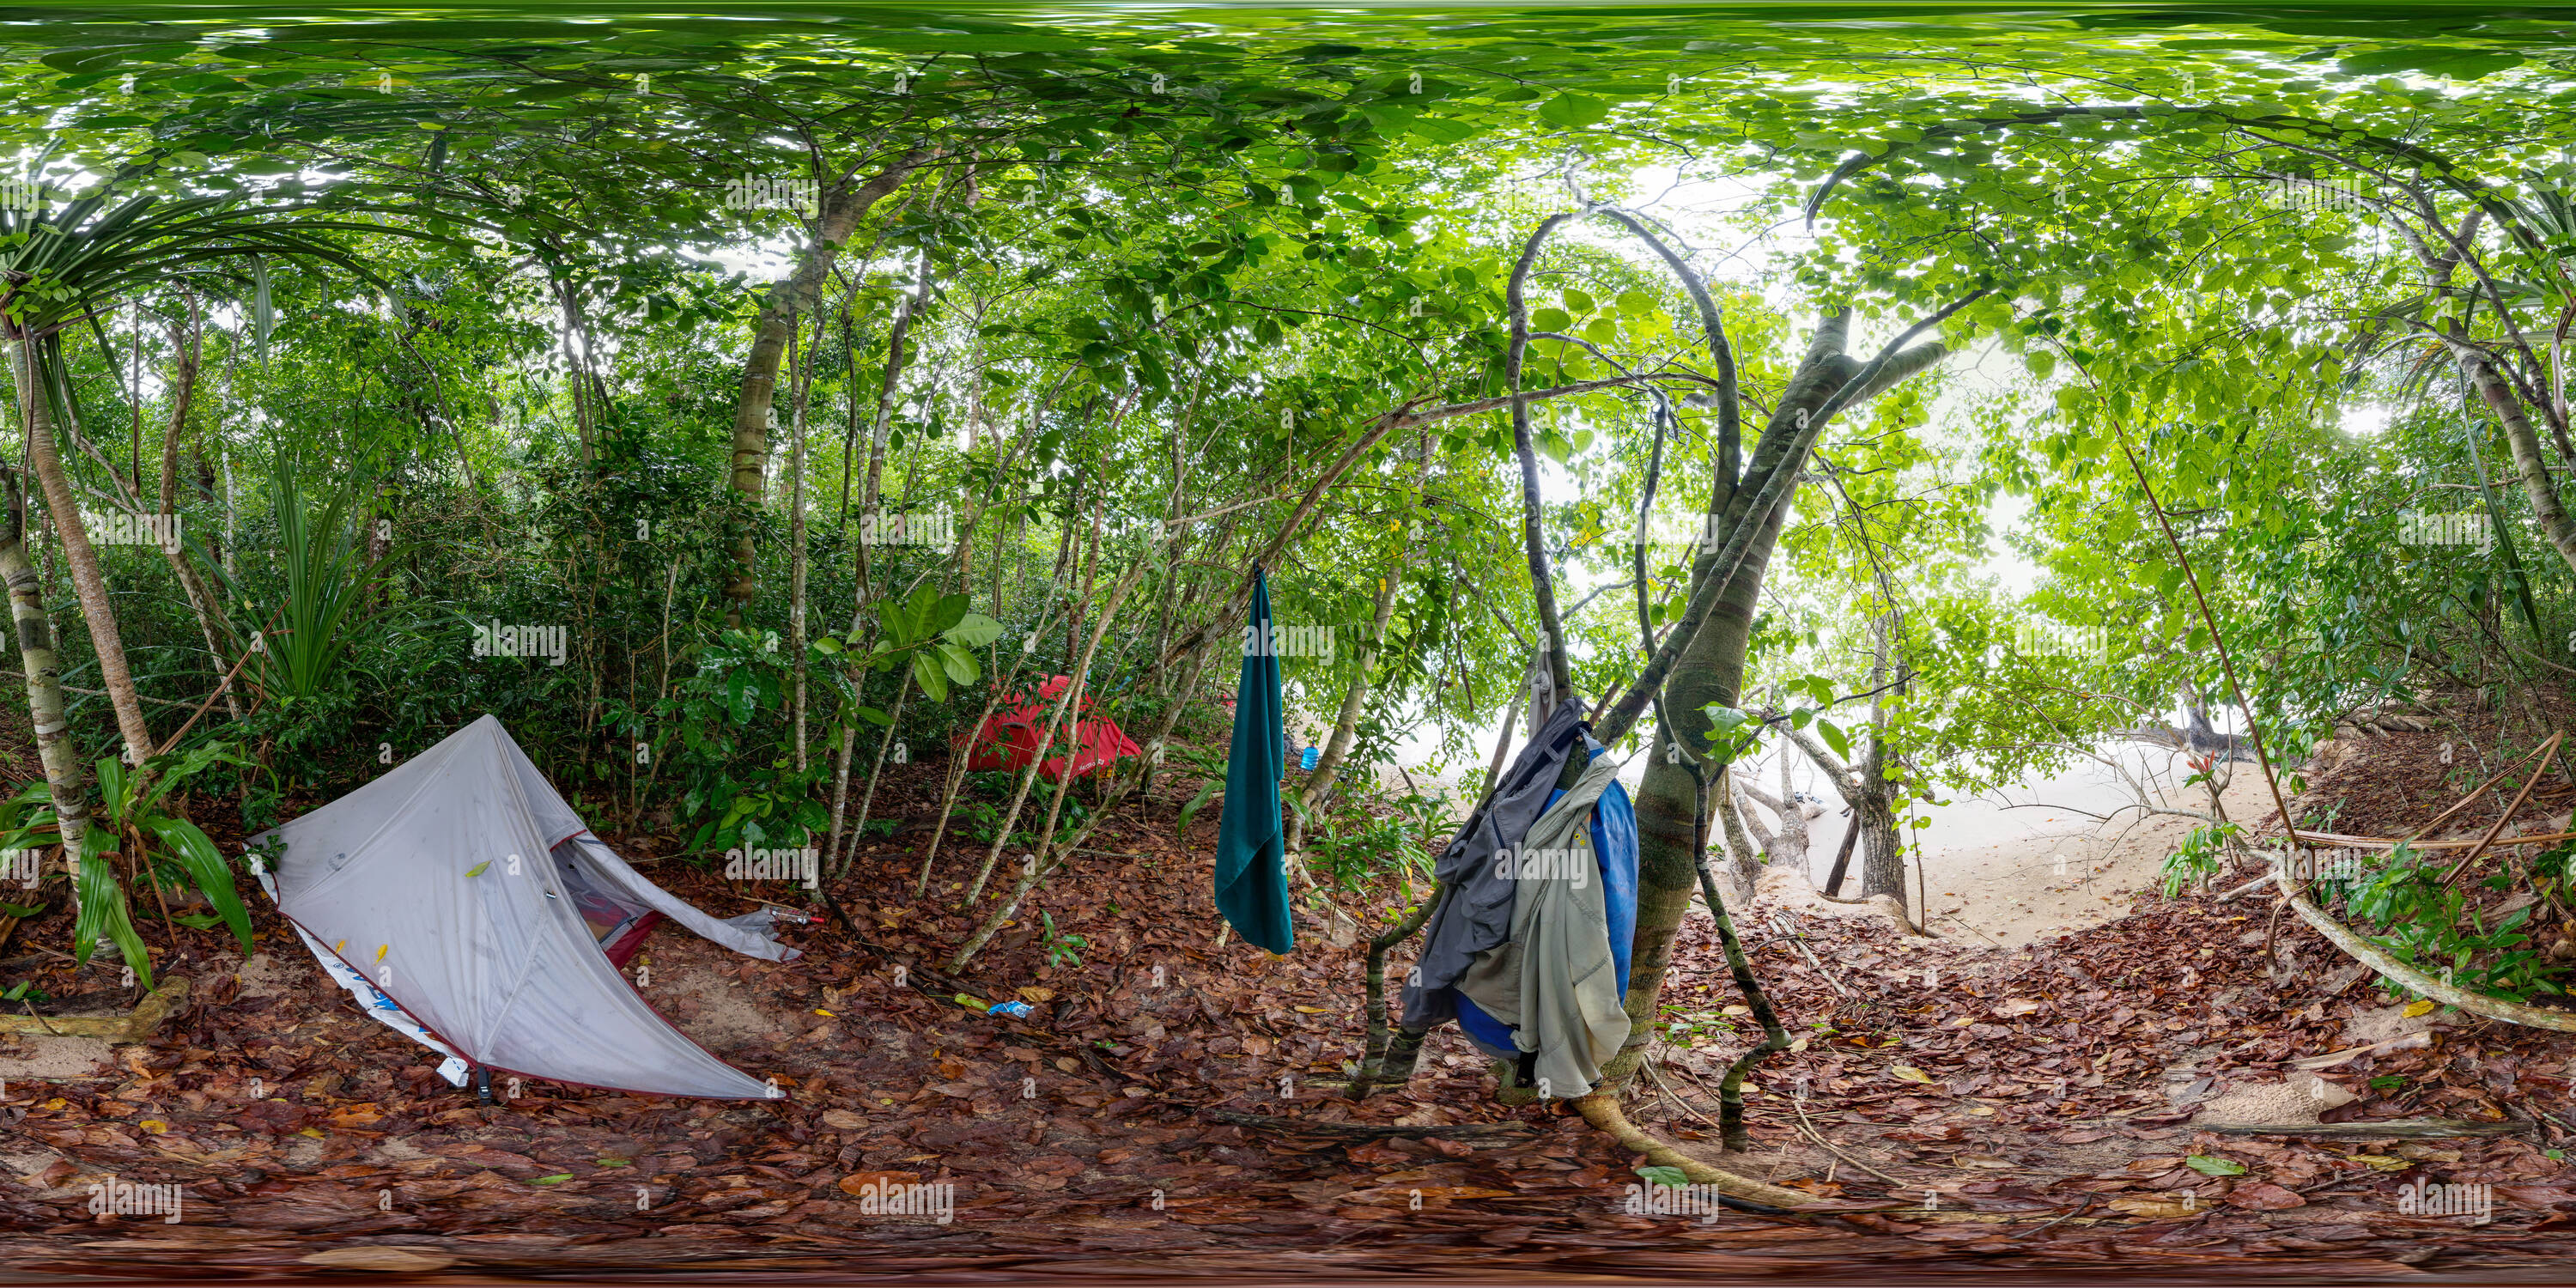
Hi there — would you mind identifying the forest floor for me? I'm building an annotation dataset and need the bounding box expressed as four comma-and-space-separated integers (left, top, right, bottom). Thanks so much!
5, 713, 2576, 1279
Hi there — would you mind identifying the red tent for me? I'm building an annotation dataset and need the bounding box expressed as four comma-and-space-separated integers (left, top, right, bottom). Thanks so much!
959, 674, 1142, 781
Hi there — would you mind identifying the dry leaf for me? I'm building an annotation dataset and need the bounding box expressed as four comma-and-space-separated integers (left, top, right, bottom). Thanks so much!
2227, 1182, 2307, 1211
837, 1170, 921, 1196
1889, 1066, 1933, 1084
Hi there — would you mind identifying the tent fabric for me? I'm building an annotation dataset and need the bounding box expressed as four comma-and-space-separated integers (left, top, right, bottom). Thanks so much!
1212, 568, 1292, 954
252, 714, 794, 1099
962, 674, 1141, 780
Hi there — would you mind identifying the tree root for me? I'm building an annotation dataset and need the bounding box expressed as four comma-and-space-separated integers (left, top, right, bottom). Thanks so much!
1573, 1091, 1818, 1209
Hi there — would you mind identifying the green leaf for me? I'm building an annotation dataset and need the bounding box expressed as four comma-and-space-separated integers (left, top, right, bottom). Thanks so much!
1529, 307, 1571, 334
71, 835, 149, 991
1404, 116, 1476, 144
1537, 93, 1611, 128
943, 611, 1004, 648
937, 641, 980, 687
1815, 719, 1851, 762
851, 705, 893, 727
1178, 777, 1224, 835
924, 591, 970, 638
1634, 1165, 1691, 1188
0, 902, 43, 918
465, 861, 489, 878
530, 1174, 574, 1186
912, 649, 951, 703
2184, 1154, 2247, 1176
146, 816, 252, 954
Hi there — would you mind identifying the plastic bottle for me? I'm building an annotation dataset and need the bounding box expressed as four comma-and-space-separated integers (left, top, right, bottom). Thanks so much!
987, 1000, 1035, 1019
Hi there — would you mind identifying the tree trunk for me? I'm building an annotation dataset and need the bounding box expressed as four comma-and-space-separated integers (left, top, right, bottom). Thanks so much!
1607, 499, 1788, 1093
1600, 322, 1868, 1095
2, 471, 90, 867
1286, 544, 1407, 852
1713, 765, 1765, 892
786, 316, 822, 773
2463, 347, 2576, 575
153, 299, 241, 721
20, 339, 155, 766
1856, 793, 1905, 903
725, 157, 921, 619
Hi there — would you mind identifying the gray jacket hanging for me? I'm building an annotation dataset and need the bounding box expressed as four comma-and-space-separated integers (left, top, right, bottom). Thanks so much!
1400, 702, 1588, 1031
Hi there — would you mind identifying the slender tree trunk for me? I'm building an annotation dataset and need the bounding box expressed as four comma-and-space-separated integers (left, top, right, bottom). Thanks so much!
726, 156, 922, 620
1713, 766, 1764, 892
1286, 545, 1406, 852
150, 298, 240, 721
945, 556, 1151, 973
21, 339, 155, 766
2464, 348, 2576, 574
786, 316, 822, 774
2, 465, 90, 867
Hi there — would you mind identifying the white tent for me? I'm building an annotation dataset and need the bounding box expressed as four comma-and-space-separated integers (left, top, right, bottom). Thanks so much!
251, 714, 797, 1099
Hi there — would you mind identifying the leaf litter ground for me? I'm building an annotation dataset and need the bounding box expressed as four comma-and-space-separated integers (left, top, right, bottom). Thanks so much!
3, 746, 2574, 1279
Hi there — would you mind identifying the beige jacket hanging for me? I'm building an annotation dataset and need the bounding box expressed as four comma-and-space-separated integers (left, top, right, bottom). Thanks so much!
1453, 752, 1631, 1098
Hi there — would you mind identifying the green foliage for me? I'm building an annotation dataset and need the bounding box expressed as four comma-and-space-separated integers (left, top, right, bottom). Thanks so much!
229, 459, 384, 706
1036, 910, 1088, 969
2160, 823, 2237, 898
2336, 843, 2562, 1000
842, 583, 1003, 706
0, 741, 253, 989
1302, 793, 1439, 894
